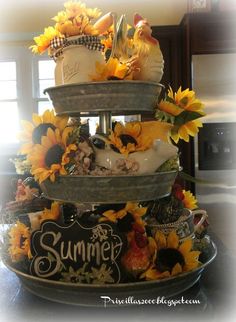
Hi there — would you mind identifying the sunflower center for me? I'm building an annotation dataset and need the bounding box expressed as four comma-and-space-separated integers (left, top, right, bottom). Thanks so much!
117, 212, 134, 232
119, 134, 137, 146
45, 144, 65, 167
19, 235, 26, 248
155, 248, 185, 273
32, 123, 56, 144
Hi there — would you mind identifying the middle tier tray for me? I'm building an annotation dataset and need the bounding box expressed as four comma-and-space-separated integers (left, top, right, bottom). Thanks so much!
40, 170, 177, 204
44, 81, 164, 116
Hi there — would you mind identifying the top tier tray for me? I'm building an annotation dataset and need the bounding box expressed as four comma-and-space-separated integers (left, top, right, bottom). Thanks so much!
44, 81, 164, 116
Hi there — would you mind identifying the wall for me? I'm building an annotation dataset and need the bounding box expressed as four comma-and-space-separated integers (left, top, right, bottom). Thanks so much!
0, 0, 187, 41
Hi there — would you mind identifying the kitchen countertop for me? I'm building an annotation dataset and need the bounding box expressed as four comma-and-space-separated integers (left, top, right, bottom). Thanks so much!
0, 232, 235, 322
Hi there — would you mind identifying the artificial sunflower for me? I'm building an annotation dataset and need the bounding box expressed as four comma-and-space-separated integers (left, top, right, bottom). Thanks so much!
171, 119, 203, 143
29, 127, 77, 183
156, 86, 205, 143
108, 122, 152, 155
30, 26, 63, 54
8, 221, 31, 262
141, 230, 201, 280
90, 58, 131, 81
18, 109, 69, 155
29, 202, 61, 231
99, 202, 147, 227
53, 1, 100, 37
40, 201, 61, 223
183, 190, 198, 210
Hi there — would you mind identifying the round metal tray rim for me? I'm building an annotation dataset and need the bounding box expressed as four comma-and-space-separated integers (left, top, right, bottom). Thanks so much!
55, 169, 179, 180
3, 241, 217, 290
44, 80, 165, 94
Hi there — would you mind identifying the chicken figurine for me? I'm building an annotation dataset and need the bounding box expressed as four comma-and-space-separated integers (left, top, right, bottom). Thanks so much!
129, 13, 164, 83
121, 224, 151, 278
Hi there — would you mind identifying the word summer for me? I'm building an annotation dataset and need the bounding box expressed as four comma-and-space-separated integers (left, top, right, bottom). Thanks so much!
100, 296, 201, 307
41, 231, 121, 264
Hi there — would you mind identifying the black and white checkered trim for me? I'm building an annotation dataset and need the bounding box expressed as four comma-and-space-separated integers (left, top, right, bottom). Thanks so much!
50, 35, 104, 58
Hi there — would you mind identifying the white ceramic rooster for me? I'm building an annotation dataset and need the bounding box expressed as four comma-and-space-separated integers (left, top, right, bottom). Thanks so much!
129, 13, 164, 83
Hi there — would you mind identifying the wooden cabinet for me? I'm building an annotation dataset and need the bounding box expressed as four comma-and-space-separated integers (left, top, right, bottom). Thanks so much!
181, 11, 236, 87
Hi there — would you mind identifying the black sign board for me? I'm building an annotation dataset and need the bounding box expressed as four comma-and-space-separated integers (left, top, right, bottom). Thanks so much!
30, 220, 125, 284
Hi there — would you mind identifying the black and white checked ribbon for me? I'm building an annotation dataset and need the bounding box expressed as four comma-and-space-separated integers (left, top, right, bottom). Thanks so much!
50, 35, 104, 58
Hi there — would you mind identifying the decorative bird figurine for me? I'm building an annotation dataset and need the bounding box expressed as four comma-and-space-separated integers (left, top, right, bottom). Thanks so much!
121, 224, 151, 277
129, 13, 164, 83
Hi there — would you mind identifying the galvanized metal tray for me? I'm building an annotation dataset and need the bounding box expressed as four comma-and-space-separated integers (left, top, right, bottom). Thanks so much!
4, 241, 217, 307
40, 170, 177, 204
44, 81, 164, 116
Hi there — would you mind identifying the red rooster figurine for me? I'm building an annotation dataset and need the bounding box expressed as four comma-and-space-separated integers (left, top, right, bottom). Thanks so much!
121, 224, 151, 277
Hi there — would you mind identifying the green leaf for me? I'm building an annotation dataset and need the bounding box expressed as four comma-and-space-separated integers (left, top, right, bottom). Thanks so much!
174, 110, 204, 126
155, 110, 175, 124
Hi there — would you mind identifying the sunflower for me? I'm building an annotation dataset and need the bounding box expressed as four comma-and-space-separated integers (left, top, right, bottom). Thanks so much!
40, 202, 61, 223
182, 190, 198, 210
108, 122, 152, 155
159, 87, 205, 115
53, 1, 100, 37
29, 127, 77, 183
18, 109, 69, 155
141, 230, 201, 280
8, 221, 31, 262
30, 26, 63, 54
99, 202, 147, 227
157, 86, 205, 143
29, 202, 61, 231
171, 119, 203, 143
63, 1, 86, 18
90, 58, 131, 81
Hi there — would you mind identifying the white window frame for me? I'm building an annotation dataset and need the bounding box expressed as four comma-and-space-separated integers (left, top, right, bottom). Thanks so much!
0, 45, 54, 155
32, 55, 55, 112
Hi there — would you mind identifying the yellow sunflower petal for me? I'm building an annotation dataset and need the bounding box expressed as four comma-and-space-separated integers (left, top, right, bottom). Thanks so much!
57, 116, 69, 130
184, 121, 199, 136
42, 110, 54, 123
47, 127, 57, 144
171, 263, 183, 276
21, 120, 34, 132
19, 142, 34, 154
148, 237, 157, 255
158, 100, 183, 116
171, 131, 180, 144
39, 170, 51, 183
179, 238, 192, 257
154, 231, 167, 250
185, 251, 201, 263
62, 127, 73, 145
50, 172, 56, 182
179, 125, 190, 142
167, 230, 179, 249
32, 113, 42, 126
41, 135, 53, 149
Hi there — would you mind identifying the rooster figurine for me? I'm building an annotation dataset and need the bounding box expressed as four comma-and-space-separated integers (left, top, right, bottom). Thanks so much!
128, 14, 164, 83
121, 224, 151, 278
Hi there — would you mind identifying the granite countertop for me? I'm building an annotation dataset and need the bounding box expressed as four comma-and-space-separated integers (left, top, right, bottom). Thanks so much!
0, 232, 235, 322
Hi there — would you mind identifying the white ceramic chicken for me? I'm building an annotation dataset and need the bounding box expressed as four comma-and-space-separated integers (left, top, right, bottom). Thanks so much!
92, 136, 178, 175
130, 13, 164, 83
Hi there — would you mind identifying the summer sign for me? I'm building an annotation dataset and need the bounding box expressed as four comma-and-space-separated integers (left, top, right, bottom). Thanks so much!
30, 220, 125, 284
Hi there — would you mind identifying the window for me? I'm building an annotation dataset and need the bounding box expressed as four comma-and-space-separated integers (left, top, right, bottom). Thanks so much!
0, 45, 128, 156
34, 58, 55, 114
0, 61, 19, 144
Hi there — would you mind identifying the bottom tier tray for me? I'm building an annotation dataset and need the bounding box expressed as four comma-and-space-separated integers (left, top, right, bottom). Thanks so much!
4, 240, 217, 307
